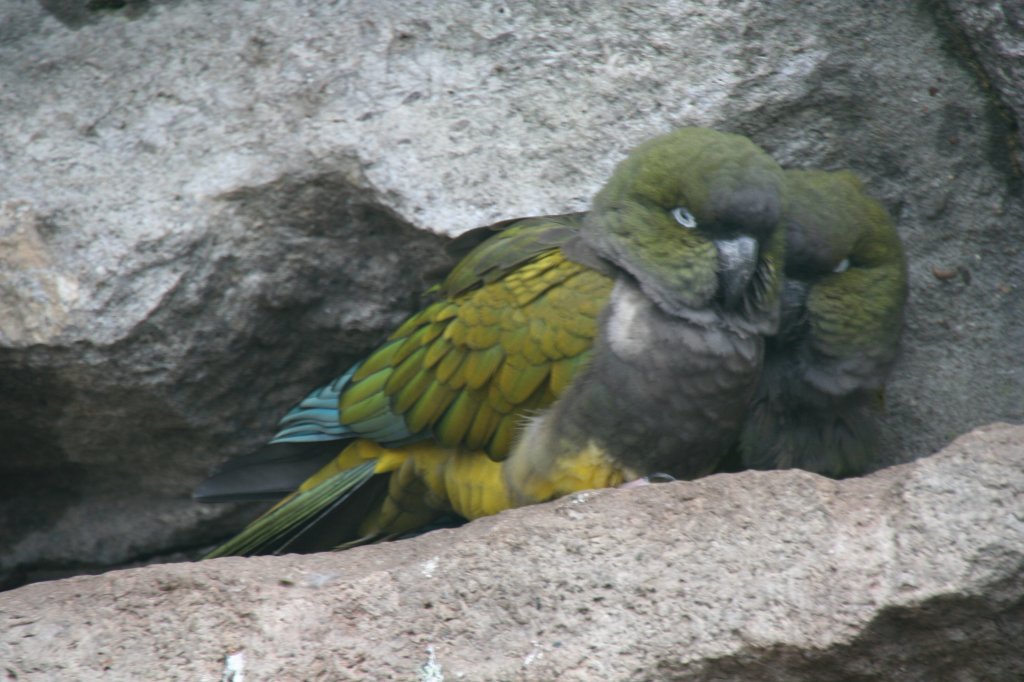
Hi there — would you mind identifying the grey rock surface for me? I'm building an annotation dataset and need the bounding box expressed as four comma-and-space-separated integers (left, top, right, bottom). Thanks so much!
2, 423, 1022, 681
943, 0, 1024, 154
1, 0, 1023, 585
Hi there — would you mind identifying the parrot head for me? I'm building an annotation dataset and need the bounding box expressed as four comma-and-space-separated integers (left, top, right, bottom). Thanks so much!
780, 169, 908, 395
580, 127, 785, 334
729, 168, 909, 477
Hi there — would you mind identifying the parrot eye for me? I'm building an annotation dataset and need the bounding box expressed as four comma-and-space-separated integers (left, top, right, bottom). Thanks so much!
671, 207, 697, 228
833, 258, 850, 273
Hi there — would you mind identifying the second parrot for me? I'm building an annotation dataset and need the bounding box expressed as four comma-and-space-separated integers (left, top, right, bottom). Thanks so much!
730, 169, 907, 477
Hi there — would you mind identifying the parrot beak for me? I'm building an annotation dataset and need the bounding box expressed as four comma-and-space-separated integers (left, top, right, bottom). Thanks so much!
715, 235, 759, 309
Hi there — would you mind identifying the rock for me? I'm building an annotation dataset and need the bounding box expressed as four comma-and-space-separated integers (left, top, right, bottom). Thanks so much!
1, 423, 1022, 680
2, 1, 1023, 585
942, 0, 1024, 155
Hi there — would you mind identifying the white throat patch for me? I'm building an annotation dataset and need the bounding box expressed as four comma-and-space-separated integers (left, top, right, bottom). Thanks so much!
606, 280, 655, 360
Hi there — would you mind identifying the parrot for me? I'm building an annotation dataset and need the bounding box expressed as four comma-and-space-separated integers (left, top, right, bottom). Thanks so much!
195, 127, 787, 558
725, 168, 908, 477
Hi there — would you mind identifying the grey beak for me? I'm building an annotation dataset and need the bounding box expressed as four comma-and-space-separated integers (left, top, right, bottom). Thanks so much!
715, 235, 759, 308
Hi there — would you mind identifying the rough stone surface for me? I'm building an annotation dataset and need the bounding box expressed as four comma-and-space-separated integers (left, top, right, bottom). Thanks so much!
943, 0, 1024, 154
1, 423, 1022, 681
1, 1, 1023, 585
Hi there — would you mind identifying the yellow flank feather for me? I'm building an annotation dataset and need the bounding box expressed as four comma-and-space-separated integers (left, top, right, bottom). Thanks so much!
506, 439, 637, 506
258, 439, 391, 515
293, 434, 635, 541
349, 441, 513, 538
293, 439, 394, 493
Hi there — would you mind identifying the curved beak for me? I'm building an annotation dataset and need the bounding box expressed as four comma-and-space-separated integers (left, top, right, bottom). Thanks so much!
715, 235, 759, 309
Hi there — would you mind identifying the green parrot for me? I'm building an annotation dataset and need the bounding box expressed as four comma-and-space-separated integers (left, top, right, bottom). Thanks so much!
728, 169, 908, 477
195, 127, 786, 557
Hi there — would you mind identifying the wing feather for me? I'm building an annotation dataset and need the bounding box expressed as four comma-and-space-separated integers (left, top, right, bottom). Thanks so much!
327, 219, 611, 461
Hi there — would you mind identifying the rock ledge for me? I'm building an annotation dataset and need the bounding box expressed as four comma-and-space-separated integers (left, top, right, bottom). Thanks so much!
1, 423, 1021, 681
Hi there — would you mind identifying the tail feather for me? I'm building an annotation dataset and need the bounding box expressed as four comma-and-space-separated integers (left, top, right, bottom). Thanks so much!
196, 364, 372, 503
193, 441, 343, 502
203, 460, 379, 558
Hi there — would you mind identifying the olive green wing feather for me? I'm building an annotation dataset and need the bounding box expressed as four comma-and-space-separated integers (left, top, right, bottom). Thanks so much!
340, 217, 611, 460
439, 213, 586, 295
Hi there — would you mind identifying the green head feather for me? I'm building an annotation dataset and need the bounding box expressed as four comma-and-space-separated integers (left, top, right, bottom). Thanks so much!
782, 169, 908, 393
581, 127, 785, 334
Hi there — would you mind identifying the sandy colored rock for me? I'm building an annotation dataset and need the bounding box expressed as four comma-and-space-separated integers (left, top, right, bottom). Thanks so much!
1, 423, 1022, 680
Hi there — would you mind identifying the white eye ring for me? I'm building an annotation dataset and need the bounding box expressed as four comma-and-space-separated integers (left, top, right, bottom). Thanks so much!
671, 207, 697, 228
833, 258, 850, 273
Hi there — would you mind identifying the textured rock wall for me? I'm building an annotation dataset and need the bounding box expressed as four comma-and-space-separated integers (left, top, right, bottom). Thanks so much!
1, 0, 1023, 586
1, 424, 1022, 680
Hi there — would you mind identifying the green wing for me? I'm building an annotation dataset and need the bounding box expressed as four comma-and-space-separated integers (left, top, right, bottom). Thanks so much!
340, 216, 611, 460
